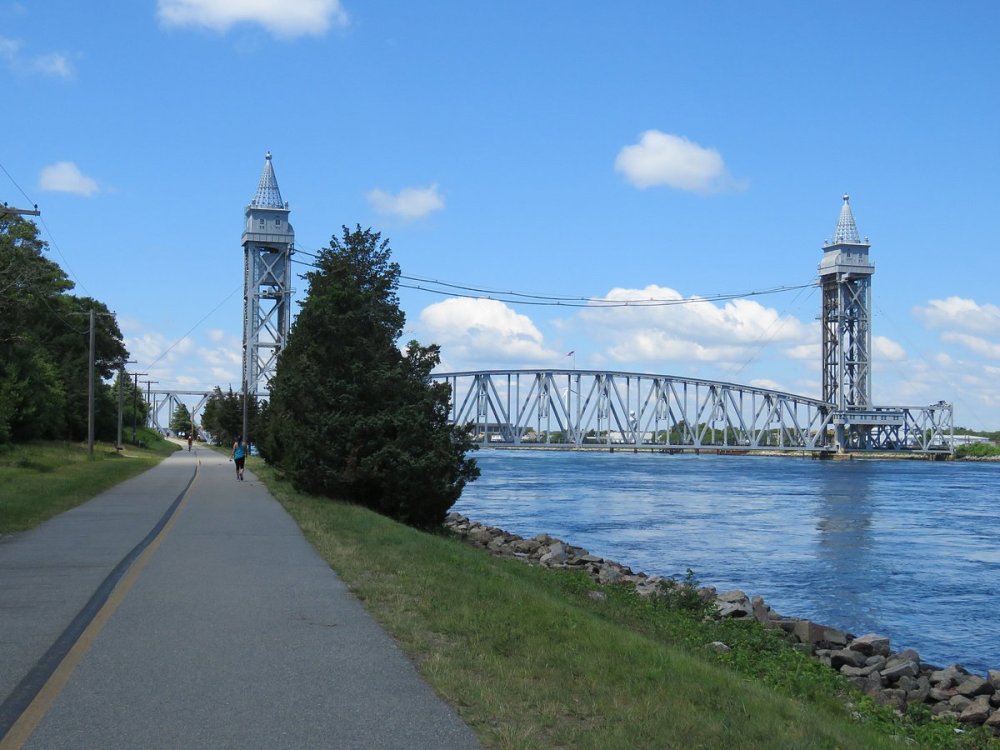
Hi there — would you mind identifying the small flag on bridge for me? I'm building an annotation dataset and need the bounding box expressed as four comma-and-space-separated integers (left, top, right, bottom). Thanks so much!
566, 351, 575, 357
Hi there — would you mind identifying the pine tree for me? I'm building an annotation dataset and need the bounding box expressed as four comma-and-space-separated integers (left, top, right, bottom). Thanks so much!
264, 225, 478, 527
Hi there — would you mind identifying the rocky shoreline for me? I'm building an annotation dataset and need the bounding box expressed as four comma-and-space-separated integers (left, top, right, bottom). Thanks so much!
445, 512, 1000, 735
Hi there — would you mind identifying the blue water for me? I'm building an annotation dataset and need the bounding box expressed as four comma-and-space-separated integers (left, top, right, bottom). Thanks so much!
454, 450, 1000, 675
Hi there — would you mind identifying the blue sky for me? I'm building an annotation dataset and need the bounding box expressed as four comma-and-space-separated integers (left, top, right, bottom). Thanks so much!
4, 1, 1000, 428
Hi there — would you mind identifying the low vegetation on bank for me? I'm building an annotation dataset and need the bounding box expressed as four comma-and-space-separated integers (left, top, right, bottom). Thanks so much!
0, 430, 178, 533
955, 442, 1000, 459
251, 457, 996, 750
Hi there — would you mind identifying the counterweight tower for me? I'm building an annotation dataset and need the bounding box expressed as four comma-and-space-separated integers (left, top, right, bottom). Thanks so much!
820, 194, 873, 411
242, 152, 294, 403
819, 194, 877, 449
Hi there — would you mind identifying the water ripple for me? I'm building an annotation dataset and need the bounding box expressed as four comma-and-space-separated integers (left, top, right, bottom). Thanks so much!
455, 451, 1000, 675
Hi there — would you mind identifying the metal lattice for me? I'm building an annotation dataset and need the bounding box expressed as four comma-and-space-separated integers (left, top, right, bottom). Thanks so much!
242, 153, 294, 399
431, 370, 953, 454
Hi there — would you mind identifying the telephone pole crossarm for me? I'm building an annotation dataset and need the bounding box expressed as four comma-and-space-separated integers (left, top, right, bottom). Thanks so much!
0, 203, 40, 218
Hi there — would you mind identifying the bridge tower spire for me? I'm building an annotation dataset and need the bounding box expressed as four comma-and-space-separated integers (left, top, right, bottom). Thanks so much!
242, 151, 294, 408
819, 193, 875, 448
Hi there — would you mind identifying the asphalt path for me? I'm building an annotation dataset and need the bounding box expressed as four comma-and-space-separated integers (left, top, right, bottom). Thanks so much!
0, 448, 480, 749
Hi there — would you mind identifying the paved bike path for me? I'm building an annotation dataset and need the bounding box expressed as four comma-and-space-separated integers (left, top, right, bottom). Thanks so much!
0, 449, 480, 749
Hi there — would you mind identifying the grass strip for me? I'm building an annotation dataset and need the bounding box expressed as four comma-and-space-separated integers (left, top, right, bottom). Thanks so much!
0, 430, 179, 534
250, 458, 995, 749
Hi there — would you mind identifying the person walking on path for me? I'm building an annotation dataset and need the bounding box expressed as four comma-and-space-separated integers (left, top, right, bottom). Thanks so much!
187, 433, 193, 451
231, 435, 246, 480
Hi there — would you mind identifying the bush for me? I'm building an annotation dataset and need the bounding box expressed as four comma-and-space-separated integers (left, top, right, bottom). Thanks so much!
955, 442, 1000, 458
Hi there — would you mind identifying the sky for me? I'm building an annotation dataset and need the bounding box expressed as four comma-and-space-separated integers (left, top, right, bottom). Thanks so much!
3, 1, 1000, 428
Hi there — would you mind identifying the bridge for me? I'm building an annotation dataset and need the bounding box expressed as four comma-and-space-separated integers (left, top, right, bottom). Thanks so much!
431, 369, 953, 453
430, 195, 954, 455
144, 160, 955, 456
146, 389, 211, 434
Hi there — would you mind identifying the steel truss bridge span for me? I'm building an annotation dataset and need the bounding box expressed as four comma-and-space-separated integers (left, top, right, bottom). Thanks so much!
432, 370, 952, 453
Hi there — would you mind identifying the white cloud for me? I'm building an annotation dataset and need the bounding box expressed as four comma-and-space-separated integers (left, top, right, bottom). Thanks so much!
614, 130, 744, 193
749, 378, 785, 392
38, 161, 99, 196
941, 332, 1000, 360
124, 321, 246, 395
786, 343, 821, 361
31, 52, 72, 78
419, 298, 559, 366
198, 345, 242, 367
367, 184, 445, 221
914, 296, 1000, 336
576, 285, 812, 367
0, 37, 20, 60
0, 36, 74, 78
873, 335, 905, 361
157, 0, 348, 38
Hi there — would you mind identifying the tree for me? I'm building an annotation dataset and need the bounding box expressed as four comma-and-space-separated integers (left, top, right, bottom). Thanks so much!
170, 403, 193, 436
201, 387, 261, 446
0, 217, 127, 444
264, 225, 478, 527
112, 371, 149, 439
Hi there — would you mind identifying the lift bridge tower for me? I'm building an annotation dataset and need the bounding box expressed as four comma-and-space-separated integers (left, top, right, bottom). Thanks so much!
241, 152, 294, 424
819, 194, 882, 450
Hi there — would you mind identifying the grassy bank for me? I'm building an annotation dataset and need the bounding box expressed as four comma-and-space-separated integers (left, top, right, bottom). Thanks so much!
0, 430, 179, 534
249, 458, 994, 749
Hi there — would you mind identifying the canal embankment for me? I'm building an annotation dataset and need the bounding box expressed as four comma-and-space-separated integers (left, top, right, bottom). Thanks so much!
446, 512, 1000, 735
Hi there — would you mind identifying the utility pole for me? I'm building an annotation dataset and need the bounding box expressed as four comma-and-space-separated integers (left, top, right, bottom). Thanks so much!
0, 202, 40, 219
130, 371, 147, 443
143, 381, 158, 436
117, 360, 135, 450
71, 308, 114, 458
88, 309, 96, 457
242, 379, 249, 449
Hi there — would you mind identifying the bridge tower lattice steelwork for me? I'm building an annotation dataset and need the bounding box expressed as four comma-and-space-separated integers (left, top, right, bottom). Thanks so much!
242, 152, 294, 402
819, 194, 878, 449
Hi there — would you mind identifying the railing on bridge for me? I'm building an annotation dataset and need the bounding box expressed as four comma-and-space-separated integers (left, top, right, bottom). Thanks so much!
431, 370, 953, 454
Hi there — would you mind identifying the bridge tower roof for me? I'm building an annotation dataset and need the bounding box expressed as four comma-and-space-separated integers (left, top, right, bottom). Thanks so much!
832, 193, 861, 244
250, 151, 285, 209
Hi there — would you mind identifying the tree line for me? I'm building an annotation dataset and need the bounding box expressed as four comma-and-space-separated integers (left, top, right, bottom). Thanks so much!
0, 216, 142, 444
3, 216, 479, 527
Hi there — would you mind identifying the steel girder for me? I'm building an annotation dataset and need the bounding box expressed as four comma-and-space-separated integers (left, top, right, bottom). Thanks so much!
242, 245, 292, 399
835, 404, 954, 451
434, 370, 836, 451
821, 274, 872, 410
148, 390, 211, 432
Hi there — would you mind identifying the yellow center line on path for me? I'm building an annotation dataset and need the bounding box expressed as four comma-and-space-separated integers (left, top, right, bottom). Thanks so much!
0, 459, 202, 750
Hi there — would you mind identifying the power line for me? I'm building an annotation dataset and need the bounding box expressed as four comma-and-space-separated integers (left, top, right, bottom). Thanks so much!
0, 160, 91, 296
0, 162, 33, 206
290, 253, 817, 309
142, 284, 242, 370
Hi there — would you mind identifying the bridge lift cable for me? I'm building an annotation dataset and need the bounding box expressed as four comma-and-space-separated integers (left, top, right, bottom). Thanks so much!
731, 283, 819, 379
290, 254, 817, 309
142, 283, 243, 372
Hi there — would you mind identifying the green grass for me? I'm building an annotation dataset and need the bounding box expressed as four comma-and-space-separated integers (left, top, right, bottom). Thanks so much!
249, 458, 996, 750
0, 429, 180, 533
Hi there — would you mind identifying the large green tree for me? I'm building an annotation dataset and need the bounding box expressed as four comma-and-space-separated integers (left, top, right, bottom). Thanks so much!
201, 386, 261, 446
170, 403, 193, 436
0, 217, 127, 443
264, 225, 478, 527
